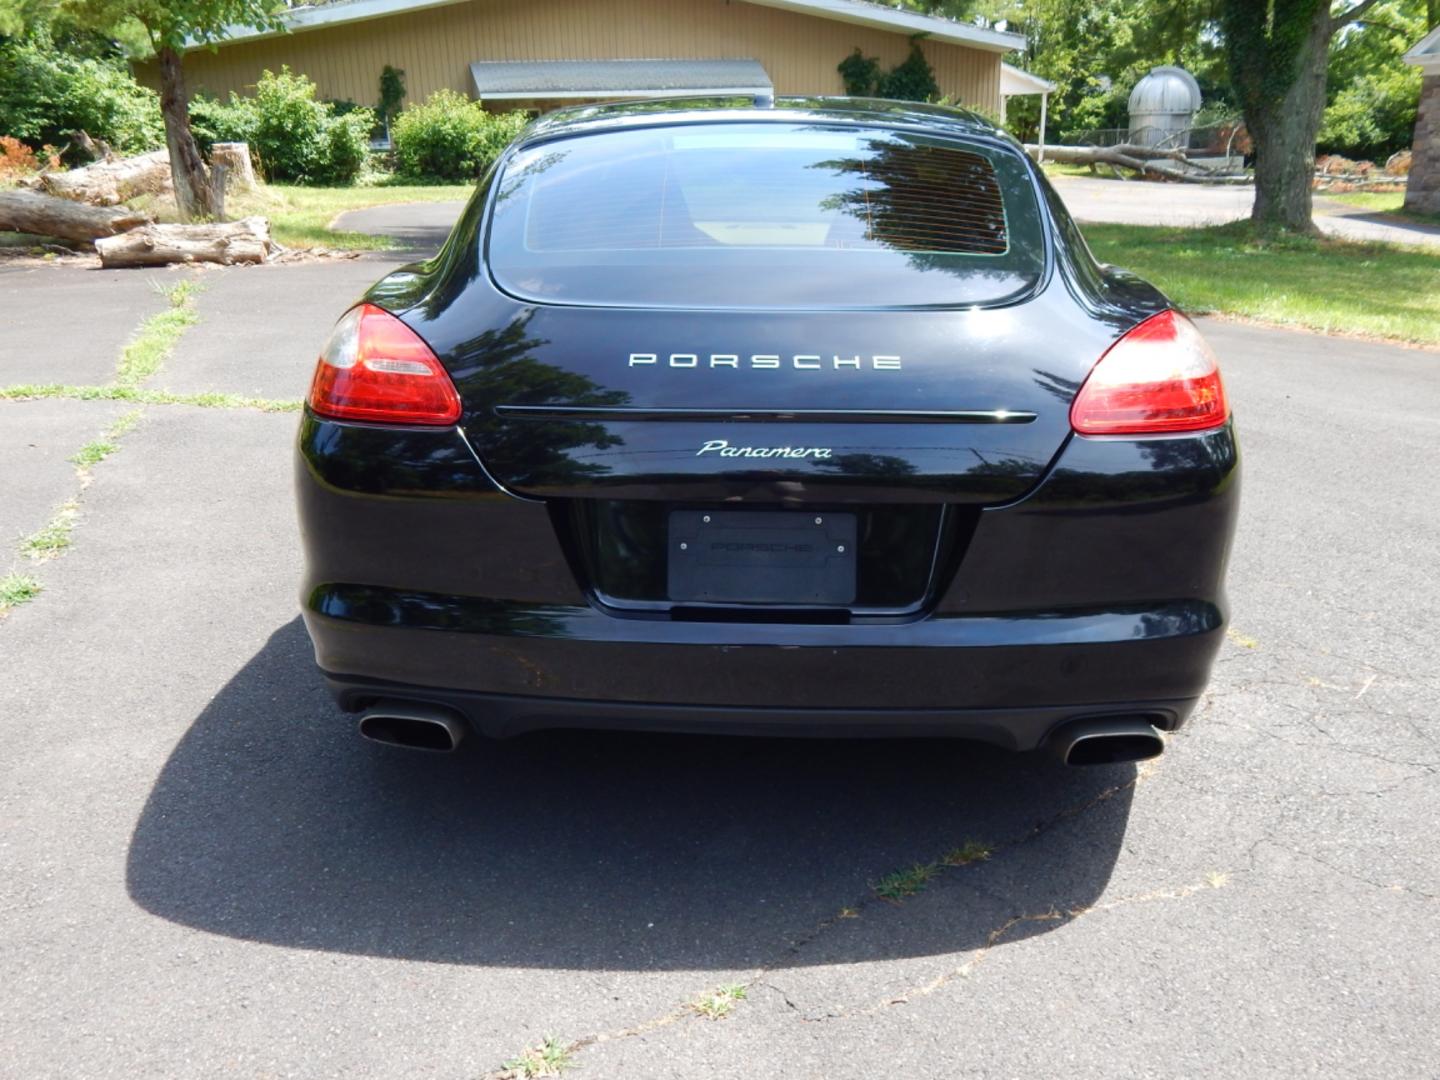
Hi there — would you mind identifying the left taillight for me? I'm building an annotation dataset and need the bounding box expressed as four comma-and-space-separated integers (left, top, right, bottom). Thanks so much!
307, 303, 462, 426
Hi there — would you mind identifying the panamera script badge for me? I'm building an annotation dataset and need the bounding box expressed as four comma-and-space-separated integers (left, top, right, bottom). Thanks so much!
696, 439, 832, 459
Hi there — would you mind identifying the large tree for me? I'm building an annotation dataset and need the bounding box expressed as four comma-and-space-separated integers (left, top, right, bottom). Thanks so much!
58, 0, 283, 219
1220, 0, 1388, 232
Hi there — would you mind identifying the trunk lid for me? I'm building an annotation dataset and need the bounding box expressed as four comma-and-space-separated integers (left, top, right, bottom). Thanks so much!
451, 294, 1111, 505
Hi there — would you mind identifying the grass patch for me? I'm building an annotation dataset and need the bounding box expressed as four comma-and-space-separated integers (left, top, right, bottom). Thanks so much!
1083, 221, 1440, 345
0, 572, 43, 615
69, 410, 143, 474
873, 862, 939, 903
1, 383, 301, 413
941, 840, 993, 867
1042, 161, 1103, 178
1323, 190, 1440, 227
501, 1035, 575, 1078
691, 983, 748, 1021
116, 280, 202, 387
21, 501, 78, 561
220, 183, 473, 251
1326, 191, 1405, 213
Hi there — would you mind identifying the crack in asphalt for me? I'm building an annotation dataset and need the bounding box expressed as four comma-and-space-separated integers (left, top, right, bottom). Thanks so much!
812, 873, 1230, 1023
483, 758, 1164, 1076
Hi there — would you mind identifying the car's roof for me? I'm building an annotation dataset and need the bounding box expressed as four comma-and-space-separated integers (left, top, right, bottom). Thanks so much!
515, 95, 1014, 149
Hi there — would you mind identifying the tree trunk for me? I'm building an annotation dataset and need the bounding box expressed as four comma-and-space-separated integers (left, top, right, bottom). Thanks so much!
1247, 5, 1331, 233
35, 150, 171, 206
0, 189, 150, 244
94, 217, 274, 268
156, 46, 214, 222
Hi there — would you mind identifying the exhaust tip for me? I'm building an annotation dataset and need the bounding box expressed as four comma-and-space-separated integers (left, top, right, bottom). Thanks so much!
1048, 716, 1164, 766
359, 702, 467, 752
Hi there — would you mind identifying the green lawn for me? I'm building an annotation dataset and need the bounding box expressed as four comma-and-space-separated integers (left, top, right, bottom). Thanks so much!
1322, 189, 1440, 229
1041, 161, 1100, 178
227, 183, 475, 250
1083, 221, 1440, 346
1325, 191, 1405, 213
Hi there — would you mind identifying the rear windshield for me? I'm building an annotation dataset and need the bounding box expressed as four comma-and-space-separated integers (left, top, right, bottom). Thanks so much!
486, 123, 1046, 309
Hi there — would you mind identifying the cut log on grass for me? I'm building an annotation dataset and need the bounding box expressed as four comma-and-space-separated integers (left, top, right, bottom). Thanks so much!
36, 149, 171, 206
1025, 143, 1253, 184
95, 216, 275, 268
0, 189, 150, 244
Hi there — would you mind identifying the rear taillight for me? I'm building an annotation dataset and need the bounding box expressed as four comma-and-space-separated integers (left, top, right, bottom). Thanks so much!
1070, 309, 1229, 436
308, 304, 461, 426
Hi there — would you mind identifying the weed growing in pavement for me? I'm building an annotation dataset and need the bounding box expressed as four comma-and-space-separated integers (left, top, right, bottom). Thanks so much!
501, 1035, 576, 1078
115, 279, 202, 387
69, 410, 143, 474
0, 384, 300, 412
0, 572, 43, 615
21, 501, 78, 560
873, 862, 939, 902
941, 840, 993, 867
691, 984, 748, 1020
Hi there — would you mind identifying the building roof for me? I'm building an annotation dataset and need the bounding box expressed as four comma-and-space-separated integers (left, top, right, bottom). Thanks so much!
1405, 24, 1440, 75
196, 0, 1024, 54
470, 59, 773, 100
1000, 62, 1054, 97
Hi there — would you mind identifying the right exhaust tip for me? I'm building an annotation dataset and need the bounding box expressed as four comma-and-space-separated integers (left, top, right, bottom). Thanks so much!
1048, 716, 1165, 766
359, 702, 468, 752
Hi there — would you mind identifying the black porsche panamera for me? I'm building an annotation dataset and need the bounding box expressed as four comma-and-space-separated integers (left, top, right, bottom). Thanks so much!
296, 97, 1238, 765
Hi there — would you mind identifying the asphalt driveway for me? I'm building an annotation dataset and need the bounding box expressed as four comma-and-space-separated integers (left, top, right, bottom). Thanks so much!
1, 234, 1436, 1077
1048, 174, 1440, 247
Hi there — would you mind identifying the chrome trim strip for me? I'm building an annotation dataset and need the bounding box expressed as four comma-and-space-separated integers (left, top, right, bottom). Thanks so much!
493, 405, 1038, 424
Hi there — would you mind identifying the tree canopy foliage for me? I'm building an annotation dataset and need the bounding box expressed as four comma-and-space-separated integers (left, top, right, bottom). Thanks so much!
901, 0, 1430, 159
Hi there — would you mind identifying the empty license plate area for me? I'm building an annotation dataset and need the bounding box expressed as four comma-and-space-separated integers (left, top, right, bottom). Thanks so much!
667, 510, 857, 605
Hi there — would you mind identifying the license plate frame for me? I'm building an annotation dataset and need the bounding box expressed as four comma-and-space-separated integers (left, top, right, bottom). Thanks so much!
667, 509, 857, 606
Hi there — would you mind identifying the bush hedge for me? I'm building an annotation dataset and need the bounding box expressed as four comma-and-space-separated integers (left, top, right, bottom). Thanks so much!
191, 68, 372, 186
391, 90, 527, 181
0, 36, 164, 156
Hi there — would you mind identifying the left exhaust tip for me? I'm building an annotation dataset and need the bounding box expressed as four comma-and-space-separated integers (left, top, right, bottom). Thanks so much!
359, 702, 468, 752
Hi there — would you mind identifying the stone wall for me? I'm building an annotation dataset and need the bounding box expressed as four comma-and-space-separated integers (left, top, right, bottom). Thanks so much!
1404, 74, 1440, 215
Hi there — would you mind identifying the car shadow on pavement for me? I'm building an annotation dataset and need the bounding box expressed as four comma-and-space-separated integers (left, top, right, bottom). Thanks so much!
126, 618, 1136, 970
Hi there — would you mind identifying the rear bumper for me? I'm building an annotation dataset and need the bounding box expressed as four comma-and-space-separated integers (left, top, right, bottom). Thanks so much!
324, 673, 1197, 748
296, 413, 1238, 749
303, 589, 1220, 747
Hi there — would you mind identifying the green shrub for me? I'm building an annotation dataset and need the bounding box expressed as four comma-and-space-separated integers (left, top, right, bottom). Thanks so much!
876, 43, 939, 103
835, 40, 938, 103
1319, 64, 1421, 163
190, 68, 372, 185
391, 90, 527, 181
0, 36, 163, 156
188, 94, 258, 154
838, 49, 883, 97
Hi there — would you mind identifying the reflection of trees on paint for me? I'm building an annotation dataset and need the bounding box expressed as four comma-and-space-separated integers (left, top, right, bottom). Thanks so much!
455, 312, 631, 488
811, 453, 919, 479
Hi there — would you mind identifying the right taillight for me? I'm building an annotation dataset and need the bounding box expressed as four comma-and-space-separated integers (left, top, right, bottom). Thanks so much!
1070, 309, 1229, 436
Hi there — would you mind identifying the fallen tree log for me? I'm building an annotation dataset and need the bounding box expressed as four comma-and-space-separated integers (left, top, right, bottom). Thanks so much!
0, 189, 150, 244
95, 216, 275, 268
1025, 143, 1253, 184
36, 149, 171, 205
